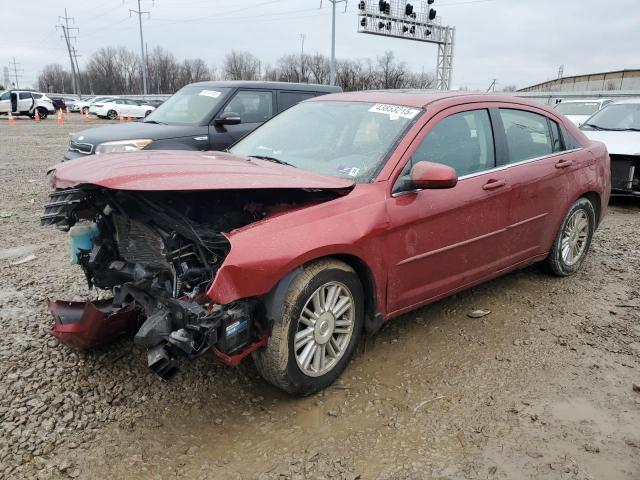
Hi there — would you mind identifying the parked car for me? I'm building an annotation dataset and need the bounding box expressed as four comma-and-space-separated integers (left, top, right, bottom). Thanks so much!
69, 96, 93, 112
580, 98, 640, 195
77, 96, 118, 115
63, 81, 341, 160
143, 99, 164, 108
0, 89, 55, 119
42, 92, 610, 395
554, 98, 612, 127
48, 96, 66, 111
88, 97, 122, 116
91, 98, 156, 120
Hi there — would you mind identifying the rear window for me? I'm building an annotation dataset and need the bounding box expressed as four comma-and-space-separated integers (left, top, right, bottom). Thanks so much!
278, 91, 317, 112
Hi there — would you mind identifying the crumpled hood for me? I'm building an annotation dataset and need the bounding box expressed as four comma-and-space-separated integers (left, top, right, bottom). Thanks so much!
582, 130, 640, 156
49, 150, 355, 191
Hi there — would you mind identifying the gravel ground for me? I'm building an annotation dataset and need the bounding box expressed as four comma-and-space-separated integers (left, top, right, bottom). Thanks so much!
1, 114, 639, 480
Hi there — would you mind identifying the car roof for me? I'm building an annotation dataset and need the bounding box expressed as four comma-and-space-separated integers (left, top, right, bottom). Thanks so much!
306, 90, 550, 110
556, 98, 611, 103
609, 98, 640, 104
187, 80, 341, 93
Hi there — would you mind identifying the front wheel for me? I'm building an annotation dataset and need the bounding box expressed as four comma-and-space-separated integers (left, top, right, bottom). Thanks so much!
544, 197, 595, 276
253, 259, 364, 396
145, 110, 152, 117
37, 107, 48, 120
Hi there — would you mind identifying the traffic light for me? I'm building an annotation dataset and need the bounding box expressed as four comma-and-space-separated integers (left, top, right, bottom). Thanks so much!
378, 1, 390, 14
429, 8, 437, 20
405, 3, 413, 15
360, 17, 367, 27
358, 1, 365, 10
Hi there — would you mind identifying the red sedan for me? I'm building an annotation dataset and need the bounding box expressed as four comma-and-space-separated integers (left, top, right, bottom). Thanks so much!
42, 92, 610, 395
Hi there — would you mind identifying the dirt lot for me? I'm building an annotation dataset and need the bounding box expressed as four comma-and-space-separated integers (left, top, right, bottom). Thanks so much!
1, 114, 639, 480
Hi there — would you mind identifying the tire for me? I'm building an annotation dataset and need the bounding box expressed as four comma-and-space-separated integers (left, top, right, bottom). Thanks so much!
253, 259, 364, 396
82, 107, 89, 115
37, 107, 48, 120
107, 110, 118, 120
544, 197, 595, 276
145, 110, 152, 117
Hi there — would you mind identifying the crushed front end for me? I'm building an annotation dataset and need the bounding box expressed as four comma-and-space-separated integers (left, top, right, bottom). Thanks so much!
610, 154, 640, 195
41, 186, 319, 380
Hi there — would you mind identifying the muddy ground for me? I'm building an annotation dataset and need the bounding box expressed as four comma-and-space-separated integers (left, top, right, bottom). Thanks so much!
0, 115, 639, 480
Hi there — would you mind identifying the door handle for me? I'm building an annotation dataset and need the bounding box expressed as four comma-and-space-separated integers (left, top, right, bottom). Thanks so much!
555, 159, 573, 168
483, 178, 507, 190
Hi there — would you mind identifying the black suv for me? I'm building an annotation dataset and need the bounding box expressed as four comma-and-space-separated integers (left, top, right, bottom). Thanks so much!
64, 81, 341, 160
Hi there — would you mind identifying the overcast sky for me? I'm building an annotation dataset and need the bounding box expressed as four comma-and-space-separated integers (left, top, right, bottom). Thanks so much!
2, 0, 638, 90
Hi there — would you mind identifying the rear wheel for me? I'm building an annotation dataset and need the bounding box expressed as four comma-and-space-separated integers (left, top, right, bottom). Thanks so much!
37, 107, 48, 120
544, 197, 595, 276
145, 110, 152, 117
253, 259, 364, 396
82, 106, 89, 114
107, 110, 118, 120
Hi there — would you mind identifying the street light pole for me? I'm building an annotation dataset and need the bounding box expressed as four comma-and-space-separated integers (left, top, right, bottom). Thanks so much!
325, 0, 347, 86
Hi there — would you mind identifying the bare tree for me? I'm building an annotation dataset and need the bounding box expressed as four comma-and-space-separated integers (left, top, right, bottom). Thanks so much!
38, 64, 73, 93
502, 84, 517, 92
223, 51, 261, 80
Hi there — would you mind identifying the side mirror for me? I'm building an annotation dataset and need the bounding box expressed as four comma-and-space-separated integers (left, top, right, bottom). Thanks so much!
410, 161, 458, 189
214, 111, 241, 126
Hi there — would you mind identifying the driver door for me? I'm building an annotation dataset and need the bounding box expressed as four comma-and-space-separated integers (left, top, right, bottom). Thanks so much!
384, 106, 513, 314
218, 90, 275, 143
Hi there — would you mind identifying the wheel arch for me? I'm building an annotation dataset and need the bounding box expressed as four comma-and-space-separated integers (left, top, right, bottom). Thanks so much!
259, 253, 383, 335
580, 191, 602, 226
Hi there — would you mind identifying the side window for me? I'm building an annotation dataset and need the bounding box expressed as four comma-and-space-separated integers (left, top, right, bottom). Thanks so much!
549, 120, 563, 153
500, 109, 553, 163
127, 99, 138, 105
560, 125, 582, 150
0, 91, 10, 101
32, 93, 43, 99
19, 92, 32, 100
114, 99, 124, 104
223, 90, 273, 124
411, 109, 495, 177
278, 91, 316, 112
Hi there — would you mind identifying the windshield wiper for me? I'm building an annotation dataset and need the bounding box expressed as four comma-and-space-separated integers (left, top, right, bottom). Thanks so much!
581, 123, 604, 130
249, 155, 296, 168
143, 119, 167, 125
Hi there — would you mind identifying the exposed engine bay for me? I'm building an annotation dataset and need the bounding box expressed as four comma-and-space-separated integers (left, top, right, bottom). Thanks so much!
41, 186, 337, 379
610, 154, 640, 194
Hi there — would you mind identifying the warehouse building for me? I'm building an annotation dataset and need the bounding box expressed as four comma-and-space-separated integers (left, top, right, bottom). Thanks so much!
518, 69, 640, 92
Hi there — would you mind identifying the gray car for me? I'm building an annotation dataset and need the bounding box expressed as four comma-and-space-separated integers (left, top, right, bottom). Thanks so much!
64, 81, 341, 161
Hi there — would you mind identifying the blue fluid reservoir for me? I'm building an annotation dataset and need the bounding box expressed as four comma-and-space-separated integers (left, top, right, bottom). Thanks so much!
69, 223, 99, 264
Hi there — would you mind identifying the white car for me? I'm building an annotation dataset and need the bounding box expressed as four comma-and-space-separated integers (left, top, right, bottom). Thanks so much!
86, 96, 120, 115
580, 98, 640, 195
92, 98, 156, 120
554, 98, 612, 127
0, 89, 55, 119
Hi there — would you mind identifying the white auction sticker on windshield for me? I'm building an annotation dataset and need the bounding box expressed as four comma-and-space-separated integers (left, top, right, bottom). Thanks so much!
369, 103, 420, 120
199, 89, 222, 98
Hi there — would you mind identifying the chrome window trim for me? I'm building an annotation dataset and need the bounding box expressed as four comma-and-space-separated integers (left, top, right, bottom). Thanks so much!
391, 147, 582, 198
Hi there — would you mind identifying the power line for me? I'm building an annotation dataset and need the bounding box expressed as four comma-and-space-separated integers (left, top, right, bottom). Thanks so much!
57, 8, 82, 98
129, 0, 153, 95
8, 57, 23, 88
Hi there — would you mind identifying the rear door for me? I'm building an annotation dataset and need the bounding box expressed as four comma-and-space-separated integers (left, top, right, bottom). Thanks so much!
493, 107, 579, 267
17, 92, 34, 113
218, 89, 275, 143
384, 106, 513, 313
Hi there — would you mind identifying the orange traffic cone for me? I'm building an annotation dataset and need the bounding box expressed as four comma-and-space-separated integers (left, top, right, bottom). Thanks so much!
127, 114, 132, 122
57, 109, 64, 127
34, 109, 41, 122
84, 111, 92, 123
8, 111, 15, 125
119, 114, 124, 123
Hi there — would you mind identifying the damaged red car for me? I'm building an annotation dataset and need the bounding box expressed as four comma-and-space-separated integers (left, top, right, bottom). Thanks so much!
42, 92, 611, 395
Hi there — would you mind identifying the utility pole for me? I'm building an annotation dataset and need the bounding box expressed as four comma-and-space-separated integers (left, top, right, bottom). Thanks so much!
57, 9, 81, 97
557, 64, 564, 79
129, 0, 152, 95
322, 0, 347, 86
9, 57, 22, 88
72, 47, 82, 98
299, 34, 306, 82
486, 78, 497, 93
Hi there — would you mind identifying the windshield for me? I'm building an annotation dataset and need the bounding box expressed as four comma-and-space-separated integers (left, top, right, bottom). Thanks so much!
144, 86, 231, 125
581, 103, 640, 131
230, 101, 421, 183
555, 101, 600, 116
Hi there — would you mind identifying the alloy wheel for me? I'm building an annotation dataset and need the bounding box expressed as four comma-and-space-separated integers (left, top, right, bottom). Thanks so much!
560, 209, 589, 266
294, 281, 355, 377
